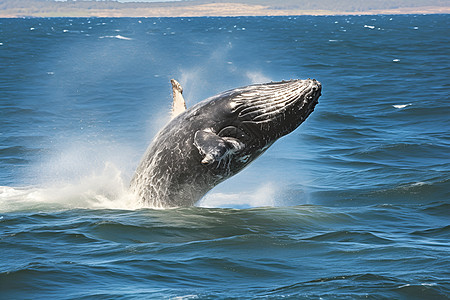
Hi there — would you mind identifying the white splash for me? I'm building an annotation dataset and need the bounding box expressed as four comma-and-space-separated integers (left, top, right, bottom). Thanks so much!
0, 163, 141, 213
245, 71, 271, 84
99, 35, 133, 40
393, 103, 412, 109
198, 183, 278, 208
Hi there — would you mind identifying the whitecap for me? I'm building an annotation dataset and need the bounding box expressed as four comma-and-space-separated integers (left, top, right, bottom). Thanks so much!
99, 35, 133, 40
364, 25, 375, 29
393, 103, 412, 109
115, 35, 132, 40
410, 181, 428, 187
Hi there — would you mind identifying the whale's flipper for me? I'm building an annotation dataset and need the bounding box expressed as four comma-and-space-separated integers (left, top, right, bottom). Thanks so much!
171, 79, 186, 118
194, 129, 244, 165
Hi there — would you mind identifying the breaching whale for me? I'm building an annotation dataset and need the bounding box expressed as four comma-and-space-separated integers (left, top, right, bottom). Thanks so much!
130, 79, 321, 207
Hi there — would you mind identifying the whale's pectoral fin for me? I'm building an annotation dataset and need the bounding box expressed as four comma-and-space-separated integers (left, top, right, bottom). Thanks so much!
194, 129, 244, 165
171, 79, 186, 118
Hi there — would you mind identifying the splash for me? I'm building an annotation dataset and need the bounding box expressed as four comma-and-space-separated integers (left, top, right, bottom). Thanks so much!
175, 41, 272, 103
198, 183, 279, 208
2, 133, 148, 212
245, 71, 271, 84
0, 163, 141, 213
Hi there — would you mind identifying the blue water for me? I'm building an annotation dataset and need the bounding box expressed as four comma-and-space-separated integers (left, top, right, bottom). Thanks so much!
1, 15, 449, 298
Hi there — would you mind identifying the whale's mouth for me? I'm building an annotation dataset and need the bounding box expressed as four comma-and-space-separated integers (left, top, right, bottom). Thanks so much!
231, 79, 321, 124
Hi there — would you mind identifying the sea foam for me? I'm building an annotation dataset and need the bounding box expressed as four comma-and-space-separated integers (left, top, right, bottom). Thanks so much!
0, 163, 141, 213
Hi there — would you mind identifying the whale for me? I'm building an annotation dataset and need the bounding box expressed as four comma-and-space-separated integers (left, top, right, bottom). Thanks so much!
130, 78, 321, 207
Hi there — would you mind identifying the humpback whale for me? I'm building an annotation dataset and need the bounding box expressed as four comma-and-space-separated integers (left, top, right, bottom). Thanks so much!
130, 79, 321, 207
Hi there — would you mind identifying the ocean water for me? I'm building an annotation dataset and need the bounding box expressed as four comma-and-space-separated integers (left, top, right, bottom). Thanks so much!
0, 15, 449, 299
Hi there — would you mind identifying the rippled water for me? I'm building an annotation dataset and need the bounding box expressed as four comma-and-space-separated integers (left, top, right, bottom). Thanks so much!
1, 15, 449, 298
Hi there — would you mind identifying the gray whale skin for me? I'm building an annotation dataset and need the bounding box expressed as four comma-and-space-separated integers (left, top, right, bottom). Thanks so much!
130, 79, 322, 207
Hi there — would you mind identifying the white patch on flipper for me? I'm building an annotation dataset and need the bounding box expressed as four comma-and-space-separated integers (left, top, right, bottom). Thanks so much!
194, 129, 244, 168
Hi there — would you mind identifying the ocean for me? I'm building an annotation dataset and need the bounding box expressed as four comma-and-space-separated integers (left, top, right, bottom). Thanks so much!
0, 15, 449, 299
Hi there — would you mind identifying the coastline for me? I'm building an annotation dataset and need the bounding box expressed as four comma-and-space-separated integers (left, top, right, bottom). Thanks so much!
0, 3, 449, 18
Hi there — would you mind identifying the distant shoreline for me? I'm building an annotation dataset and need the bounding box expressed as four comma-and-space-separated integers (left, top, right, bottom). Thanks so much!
0, 3, 449, 18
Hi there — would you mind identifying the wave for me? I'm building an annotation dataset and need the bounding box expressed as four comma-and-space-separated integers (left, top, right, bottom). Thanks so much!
304, 230, 393, 244
309, 178, 450, 207
266, 273, 447, 298
2, 199, 448, 298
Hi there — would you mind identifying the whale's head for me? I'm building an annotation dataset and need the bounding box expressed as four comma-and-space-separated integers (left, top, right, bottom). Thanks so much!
229, 79, 321, 143
194, 79, 321, 171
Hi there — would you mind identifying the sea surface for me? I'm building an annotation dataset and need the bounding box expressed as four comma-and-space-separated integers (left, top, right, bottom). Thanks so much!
1, 15, 449, 299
